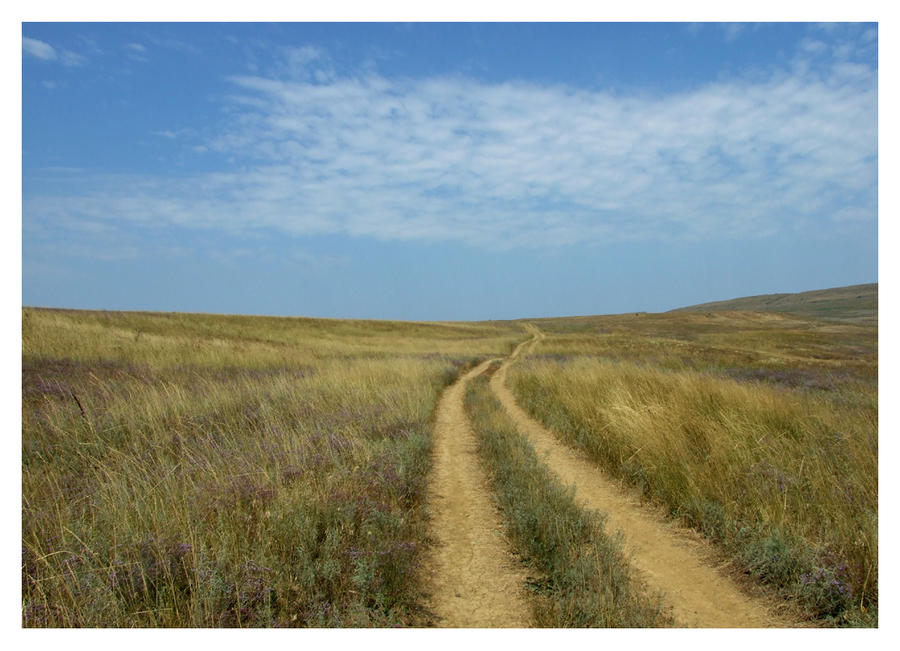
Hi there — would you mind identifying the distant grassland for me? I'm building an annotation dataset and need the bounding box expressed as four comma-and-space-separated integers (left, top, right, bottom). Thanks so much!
21, 299, 878, 627
509, 311, 877, 625
671, 283, 877, 325
22, 308, 521, 627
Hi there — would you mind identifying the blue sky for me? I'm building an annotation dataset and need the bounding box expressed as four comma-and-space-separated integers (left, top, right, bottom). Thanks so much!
21, 21, 878, 320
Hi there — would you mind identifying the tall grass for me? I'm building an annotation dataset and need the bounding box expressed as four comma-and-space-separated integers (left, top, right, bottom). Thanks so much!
464, 370, 672, 627
509, 315, 877, 626
22, 308, 521, 627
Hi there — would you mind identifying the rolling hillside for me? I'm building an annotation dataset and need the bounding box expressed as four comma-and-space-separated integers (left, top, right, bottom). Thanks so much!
671, 283, 877, 324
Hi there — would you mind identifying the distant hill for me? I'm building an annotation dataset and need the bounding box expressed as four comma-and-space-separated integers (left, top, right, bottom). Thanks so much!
671, 283, 877, 324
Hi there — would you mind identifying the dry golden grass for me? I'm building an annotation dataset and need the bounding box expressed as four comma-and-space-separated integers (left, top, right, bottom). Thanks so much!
509, 311, 877, 626
22, 307, 521, 627
23, 305, 877, 627
465, 371, 672, 627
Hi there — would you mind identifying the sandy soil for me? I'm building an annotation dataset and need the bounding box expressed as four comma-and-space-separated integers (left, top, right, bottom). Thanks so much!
490, 327, 795, 628
424, 359, 532, 628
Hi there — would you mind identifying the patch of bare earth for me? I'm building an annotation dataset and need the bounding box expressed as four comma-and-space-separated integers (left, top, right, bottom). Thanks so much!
491, 329, 796, 628
424, 360, 531, 628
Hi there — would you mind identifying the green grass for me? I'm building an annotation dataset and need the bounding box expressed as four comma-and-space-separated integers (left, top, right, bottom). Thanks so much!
22, 307, 522, 627
508, 312, 877, 626
464, 370, 672, 627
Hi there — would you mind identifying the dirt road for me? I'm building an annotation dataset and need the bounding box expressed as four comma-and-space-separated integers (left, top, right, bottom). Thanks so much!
489, 326, 792, 628
425, 359, 531, 627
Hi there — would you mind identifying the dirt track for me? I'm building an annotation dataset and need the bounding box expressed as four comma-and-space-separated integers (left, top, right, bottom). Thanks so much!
425, 327, 795, 627
425, 359, 531, 627
490, 327, 793, 628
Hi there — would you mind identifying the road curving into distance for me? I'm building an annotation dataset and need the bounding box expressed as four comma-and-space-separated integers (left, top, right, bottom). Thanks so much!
426, 324, 795, 627
489, 325, 794, 628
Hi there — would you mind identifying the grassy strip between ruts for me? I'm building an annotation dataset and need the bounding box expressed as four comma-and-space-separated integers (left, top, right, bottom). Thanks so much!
464, 368, 673, 627
509, 351, 877, 627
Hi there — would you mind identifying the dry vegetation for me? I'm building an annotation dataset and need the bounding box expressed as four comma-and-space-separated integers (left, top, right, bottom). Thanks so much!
22, 294, 877, 628
21, 307, 521, 627
465, 370, 672, 627
672, 283, 877, 326
508, 311, 877, 626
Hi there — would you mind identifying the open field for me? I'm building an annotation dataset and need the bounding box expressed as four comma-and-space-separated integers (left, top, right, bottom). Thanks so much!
508, 310, 877, 625
22, 290, 877, 627
22, 307, 521, 626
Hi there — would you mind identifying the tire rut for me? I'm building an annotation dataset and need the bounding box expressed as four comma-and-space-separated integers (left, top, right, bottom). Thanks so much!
425, 359, 531, 627
490, 326, 795, 628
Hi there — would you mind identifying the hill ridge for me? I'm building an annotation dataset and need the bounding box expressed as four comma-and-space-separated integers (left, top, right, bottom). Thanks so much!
670, 283, 876, 324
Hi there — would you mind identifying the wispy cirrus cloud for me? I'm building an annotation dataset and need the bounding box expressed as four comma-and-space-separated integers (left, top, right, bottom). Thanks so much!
24, 32, 876, 254
22, 36, 86, 66
125, 42, 149, 62
23, 37, 56, 60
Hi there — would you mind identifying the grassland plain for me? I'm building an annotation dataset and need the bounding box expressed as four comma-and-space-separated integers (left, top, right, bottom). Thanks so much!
507, 311, 877, 626
21, 307, 522, 627
491, 331, 789, 627
464, 369, 672, 627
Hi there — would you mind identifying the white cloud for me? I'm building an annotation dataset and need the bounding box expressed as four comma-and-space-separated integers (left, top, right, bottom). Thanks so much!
285, 45, 322, 67
23, 37, 56, 60
22, 37, 86, 66
125, 42, 149, 62
59, 50, 86, 67
23, 45, 877, 252
800, 38, 828, 55
279, 45, 335, 83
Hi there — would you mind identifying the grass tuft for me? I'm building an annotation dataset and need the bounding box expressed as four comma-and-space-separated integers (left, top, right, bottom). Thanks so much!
509, 312, 877, 626
22, 307, 521, 627
464, 371, 672, 627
